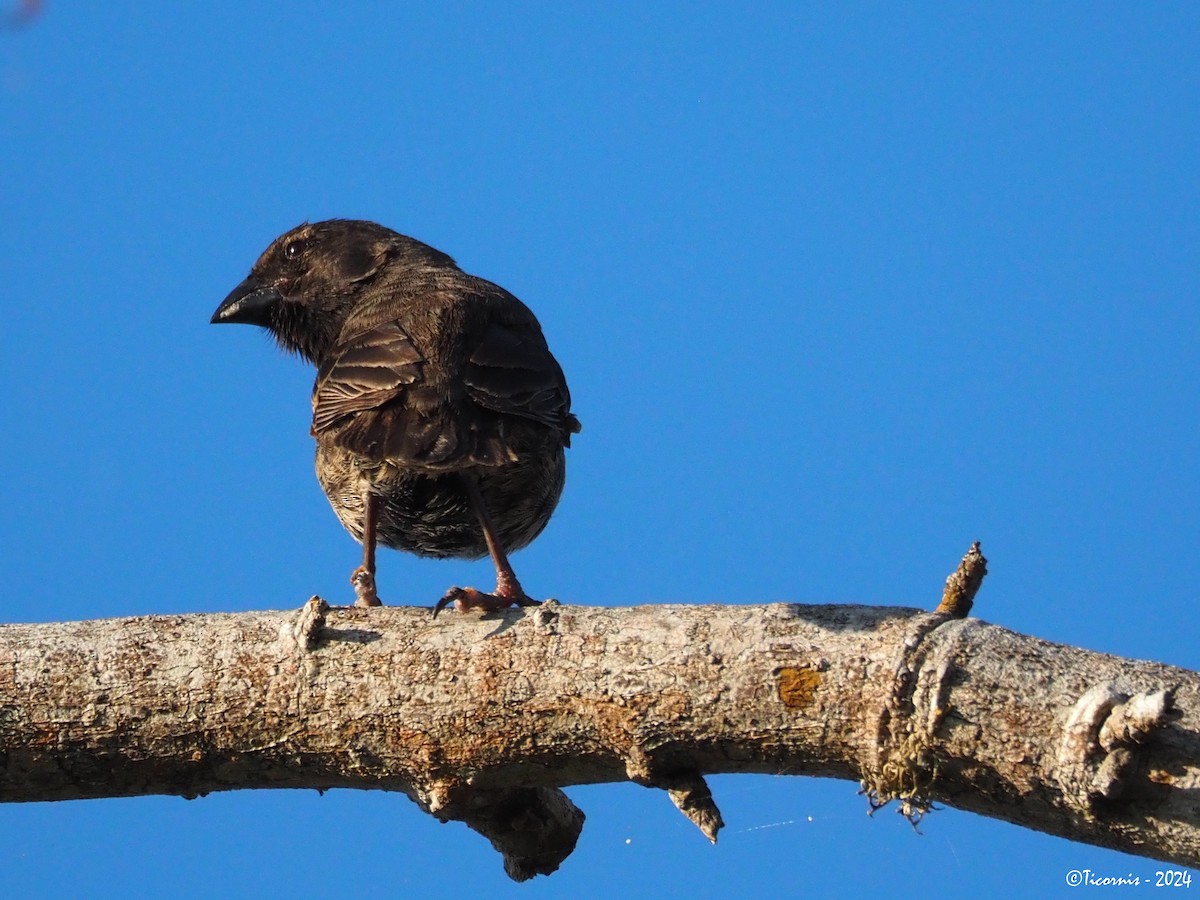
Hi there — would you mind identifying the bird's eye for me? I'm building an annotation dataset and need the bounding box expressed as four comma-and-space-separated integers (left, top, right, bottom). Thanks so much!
283, 240, 305, 260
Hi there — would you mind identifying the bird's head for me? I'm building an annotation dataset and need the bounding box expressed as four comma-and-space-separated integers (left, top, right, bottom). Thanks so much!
211, 219, 455, 364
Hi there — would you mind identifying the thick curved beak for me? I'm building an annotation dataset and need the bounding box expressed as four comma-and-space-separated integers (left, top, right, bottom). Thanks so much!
211, 277, 283, 326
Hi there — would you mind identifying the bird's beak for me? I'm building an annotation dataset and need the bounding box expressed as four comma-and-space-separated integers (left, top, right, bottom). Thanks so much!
211, 277, 283, 326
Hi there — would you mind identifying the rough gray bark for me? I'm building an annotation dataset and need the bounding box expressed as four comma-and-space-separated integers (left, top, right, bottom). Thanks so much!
0, 599, 1195, 880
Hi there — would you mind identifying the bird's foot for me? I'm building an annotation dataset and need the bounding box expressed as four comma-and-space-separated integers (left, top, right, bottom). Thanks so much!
433, 586, 541, 618
351, 566, 383, 608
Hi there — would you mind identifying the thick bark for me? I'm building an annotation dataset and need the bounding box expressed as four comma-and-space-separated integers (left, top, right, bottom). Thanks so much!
0, 599, 1195, 879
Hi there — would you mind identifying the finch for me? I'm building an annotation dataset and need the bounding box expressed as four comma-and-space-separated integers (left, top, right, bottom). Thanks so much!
212, 219, 579, 613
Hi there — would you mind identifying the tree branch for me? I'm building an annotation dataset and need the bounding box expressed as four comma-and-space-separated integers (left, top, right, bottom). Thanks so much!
1, 598, 1196, 879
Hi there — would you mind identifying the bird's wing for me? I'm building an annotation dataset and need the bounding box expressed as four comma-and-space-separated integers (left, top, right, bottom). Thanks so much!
311, 320, 423, 433
310, 320, 462, 464
463, 319, 577, 441
312, 315, 577, 469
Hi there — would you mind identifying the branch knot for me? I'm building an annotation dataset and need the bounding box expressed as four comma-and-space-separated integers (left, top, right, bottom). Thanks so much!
1059, 683, 1177, 811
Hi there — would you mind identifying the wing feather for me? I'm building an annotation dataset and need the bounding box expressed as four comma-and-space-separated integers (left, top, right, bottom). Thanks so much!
464, 321, 577, 439
312, 313, 577, 469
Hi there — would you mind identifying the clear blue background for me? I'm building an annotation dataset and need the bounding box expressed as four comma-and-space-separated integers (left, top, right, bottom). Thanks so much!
2, 3, 1197, 897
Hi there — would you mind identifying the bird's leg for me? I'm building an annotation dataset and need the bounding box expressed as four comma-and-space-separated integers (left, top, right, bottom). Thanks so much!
433, 474, 541, 617
470, 476, 528, 601
351, 489, 383, 607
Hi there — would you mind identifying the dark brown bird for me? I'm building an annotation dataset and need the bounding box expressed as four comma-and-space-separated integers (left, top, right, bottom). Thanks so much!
211, 219, 579, 614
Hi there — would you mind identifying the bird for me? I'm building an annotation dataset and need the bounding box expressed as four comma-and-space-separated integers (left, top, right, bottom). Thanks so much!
211, 219, 579, 614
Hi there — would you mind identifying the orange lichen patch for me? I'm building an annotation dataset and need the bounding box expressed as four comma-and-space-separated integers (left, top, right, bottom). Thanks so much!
776, 667, 821, 709
1148, 769, 1176, 785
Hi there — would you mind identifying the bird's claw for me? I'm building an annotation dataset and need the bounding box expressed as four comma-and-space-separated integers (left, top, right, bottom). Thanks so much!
433, 586, 541, 618
351, 566, 383, 608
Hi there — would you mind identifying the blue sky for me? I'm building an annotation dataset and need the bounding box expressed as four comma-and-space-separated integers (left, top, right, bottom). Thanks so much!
2, 3, 1197, 897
